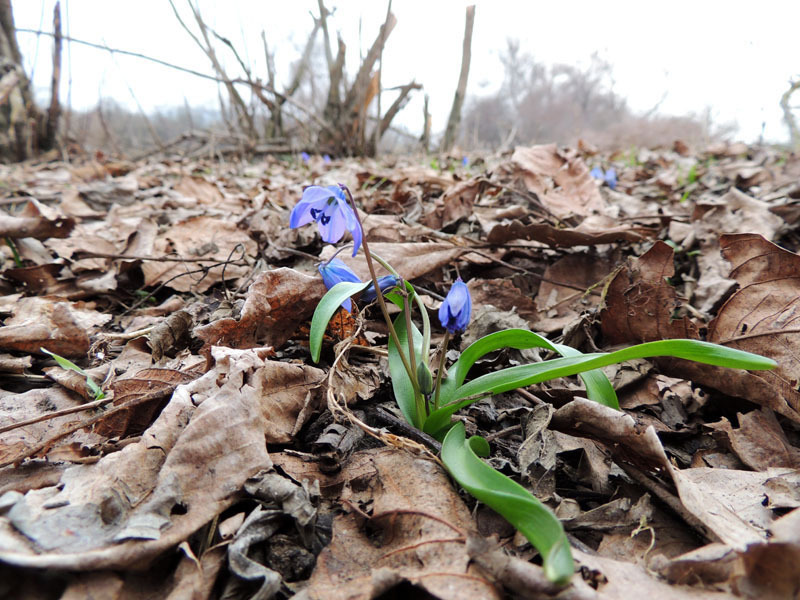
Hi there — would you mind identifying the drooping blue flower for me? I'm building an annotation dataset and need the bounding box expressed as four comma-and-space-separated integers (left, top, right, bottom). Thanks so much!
590, 166, 604, 180
362, 275, 400, 302
318, 258, 361, 312
438, 278, 472, 334
323, 154, 332, 164
604, 167, 617, 190
290, 184, 362, 256
300, 151, 311, 163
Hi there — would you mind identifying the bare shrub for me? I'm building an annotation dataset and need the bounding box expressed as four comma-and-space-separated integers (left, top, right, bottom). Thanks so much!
461, 39, 731, 151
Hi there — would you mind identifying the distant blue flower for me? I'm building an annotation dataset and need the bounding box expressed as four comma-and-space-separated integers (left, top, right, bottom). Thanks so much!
362, 275, 400, 302
438, 278, 472, 334
290, 184, 362, 256
462, 156, 469, 167
590, 166, 617, 190
604, 167, 617, 190
323, 154, 332, 164
300, 151, 310, 163
318, 258, 361, 312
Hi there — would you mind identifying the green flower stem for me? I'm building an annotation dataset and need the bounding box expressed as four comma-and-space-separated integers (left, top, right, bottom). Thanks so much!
433, 330, 451, 410
369, 252, 399, 277
343, 186, 418, 393
413, 291, 432, 369
372, 251, 431, 371
402, 291, 426, 419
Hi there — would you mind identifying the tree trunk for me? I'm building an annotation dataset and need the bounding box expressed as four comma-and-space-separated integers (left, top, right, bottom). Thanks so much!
0, 0, 43, 161
441, 5, 475, 153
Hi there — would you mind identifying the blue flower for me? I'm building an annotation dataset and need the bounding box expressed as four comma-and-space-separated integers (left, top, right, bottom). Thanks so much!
591, 166, 617, 190
438, 278, 472, 334
604, 167, 617, 190
323, 154, 332, 164
362, 275, 400, 302
300, 151, 310, 163
318, 258, 361, 312
462, 156, 469, 167
290, 185, 362, 256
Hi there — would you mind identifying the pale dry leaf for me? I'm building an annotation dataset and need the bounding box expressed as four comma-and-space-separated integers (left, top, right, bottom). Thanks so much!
0, 346, 272, 570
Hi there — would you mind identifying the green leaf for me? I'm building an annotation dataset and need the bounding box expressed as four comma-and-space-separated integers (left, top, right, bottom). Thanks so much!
40, 348, 105, 400
309, 281, 371, 362
441, 422, 574, 584
425, 339, 775, 435
388, 310, 424, 427
437, 329, 618, 410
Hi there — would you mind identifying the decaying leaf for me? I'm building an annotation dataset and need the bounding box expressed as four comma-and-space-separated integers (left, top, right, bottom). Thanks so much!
195, 267, 327, 352
0, 346, 272, 569
600, 241, 698, 344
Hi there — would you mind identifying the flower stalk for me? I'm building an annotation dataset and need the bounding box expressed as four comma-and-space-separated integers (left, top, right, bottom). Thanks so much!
342, 185, 420, 398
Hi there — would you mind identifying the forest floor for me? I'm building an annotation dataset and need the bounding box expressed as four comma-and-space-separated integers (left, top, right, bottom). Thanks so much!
1, 141, 799, 599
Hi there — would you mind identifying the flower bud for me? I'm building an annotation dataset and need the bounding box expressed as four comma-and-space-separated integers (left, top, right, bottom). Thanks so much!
417, 361, 434, 396
438, 278, 472, 334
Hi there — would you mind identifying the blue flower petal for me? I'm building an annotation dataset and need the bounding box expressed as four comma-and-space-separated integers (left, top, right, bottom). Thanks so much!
319, 258, 361, 312
362, 275, 399, 302
438, 278, 472, 334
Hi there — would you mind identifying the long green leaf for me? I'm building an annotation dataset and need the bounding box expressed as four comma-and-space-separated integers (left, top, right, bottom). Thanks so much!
309, 281, 372, 362
425, 339, 775, 434
437, 329, 617, 409
388, 310, 424, 427
441, 422, 574, 584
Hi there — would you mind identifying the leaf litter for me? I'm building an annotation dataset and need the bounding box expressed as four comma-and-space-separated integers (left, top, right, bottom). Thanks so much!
1, 143, 800, 598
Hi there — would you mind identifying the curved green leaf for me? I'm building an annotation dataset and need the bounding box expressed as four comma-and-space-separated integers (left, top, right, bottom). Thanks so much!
425, 339, 775, 434
310, 281, 371, 362
388, 310, 424, 428
441, 422, 574, 584
438, 329, 617, 409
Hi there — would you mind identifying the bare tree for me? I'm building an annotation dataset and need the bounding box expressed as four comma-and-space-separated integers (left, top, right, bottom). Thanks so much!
781, 79, 800, 150
0, 0, 62, 161
441, 5, 475, 153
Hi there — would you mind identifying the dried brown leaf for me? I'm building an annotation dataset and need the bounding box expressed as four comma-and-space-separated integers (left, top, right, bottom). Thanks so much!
195, 267, 326, 352
0, 346, 272, 569
600, 241, 698, 344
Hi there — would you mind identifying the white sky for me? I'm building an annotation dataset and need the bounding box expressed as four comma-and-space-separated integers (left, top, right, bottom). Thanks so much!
11, 0, 800, 144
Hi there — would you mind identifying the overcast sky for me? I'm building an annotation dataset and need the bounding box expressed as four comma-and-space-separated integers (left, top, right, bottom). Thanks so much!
11, 1, 800, 144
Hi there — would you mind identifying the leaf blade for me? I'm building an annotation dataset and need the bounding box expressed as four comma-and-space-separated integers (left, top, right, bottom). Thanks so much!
309, 281, 371, 362
441, 422, 574, 584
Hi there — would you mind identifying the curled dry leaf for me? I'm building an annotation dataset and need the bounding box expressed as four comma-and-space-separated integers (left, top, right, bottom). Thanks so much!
0, 387, 105, 466
140, 215, 256, 293
195, 267, 327, 353
705, 408, 800, 471
419, 177, 481, 230
510, 144, 606, 219
95, 368, 199, 438
600, 241, 698, 345
320, 241, 465, 282
486, 214, 651, 247
0, 297, 110, 357
535, 253, 614, 332
296, 448, 502, 600
0, 346, 272, 570
0, 199, 75, 240
661, 233, 800, 422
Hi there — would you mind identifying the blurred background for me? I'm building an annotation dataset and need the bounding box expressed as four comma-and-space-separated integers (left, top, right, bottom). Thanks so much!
5, 0, 800, 158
